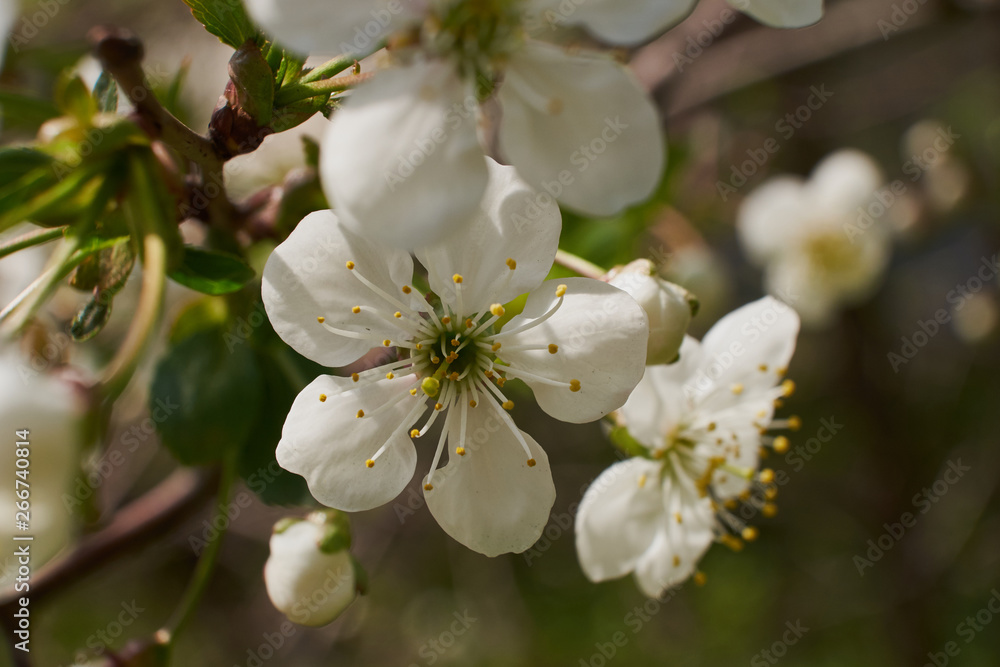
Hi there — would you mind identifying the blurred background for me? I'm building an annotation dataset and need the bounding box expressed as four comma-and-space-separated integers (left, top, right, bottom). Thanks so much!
2, 0, 1000, 665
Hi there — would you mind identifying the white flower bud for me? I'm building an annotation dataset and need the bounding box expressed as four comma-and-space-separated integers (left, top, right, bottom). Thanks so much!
608, 259, 696, 365
263, 512, 359, 627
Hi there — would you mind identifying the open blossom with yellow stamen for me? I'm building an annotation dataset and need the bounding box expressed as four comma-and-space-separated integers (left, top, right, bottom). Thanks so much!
262, 160, 649, 556
574, 297, 800, 596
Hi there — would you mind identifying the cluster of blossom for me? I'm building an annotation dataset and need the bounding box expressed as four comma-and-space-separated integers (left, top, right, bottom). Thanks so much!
249, 0, 829, 622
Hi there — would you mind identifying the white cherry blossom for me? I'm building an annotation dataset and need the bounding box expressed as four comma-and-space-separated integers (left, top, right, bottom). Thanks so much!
575, 296, 799, 597
262, 160, 649, 556
737, 150, 892, 327
246, 0, 665, 248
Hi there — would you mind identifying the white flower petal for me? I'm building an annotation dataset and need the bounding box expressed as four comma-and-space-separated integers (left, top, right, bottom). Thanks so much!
423, 406, 555, 557
262, 210, 415, 367
575, 457, 665, 583
501, 278, 648, 424
528, 0, 695, 46
807, 149, 883, 216
692, 296, 799, 412
414, 158, 561, 315
731, 0, 823, 29
498, 41, 664, 217
765, 253, 839, 327
633, 479, 715, 597
736, 176, 809, 265
264, 521, 356, 627
618, 339, 702, 448
246, 0, 413, 57
277, 375, 420, 512
322, 59, 488, 249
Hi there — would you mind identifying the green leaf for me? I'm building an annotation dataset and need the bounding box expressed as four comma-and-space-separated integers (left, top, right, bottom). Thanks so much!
151, 328, 263, 466
93, 71, 119, 113
54, 75, 97, 123
228, 41, 274, 126
0, 148, 53, 187
183, 0, 259, 49
0, 91, 61, 131
238, 350, 314, 506
168, 247, 256, 295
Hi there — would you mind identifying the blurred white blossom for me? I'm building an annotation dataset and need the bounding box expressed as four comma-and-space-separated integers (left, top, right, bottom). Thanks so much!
737, 150, 892, 327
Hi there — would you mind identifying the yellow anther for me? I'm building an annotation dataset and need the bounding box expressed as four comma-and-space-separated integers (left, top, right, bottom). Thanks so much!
720, 535, 744, 552
674, 512, 683, 524
422, 377, 441, 397
707, 422, 717, 432
434, 403, 444, 411
450, 338, 460, 346
777, 367, 787, 376
765, 487, 779, 500
319, 394, 327, 402
352, 306, 361, 314
484, 370, 494, 379
490, 303, 505, 317
496, 377, 506, 388
345, 261, 355, 270
356, 410, 364, 418
386, 372, 395, 380
402, 285, 412, 294
741, 526, 759, 542
772, 436, 789, 453
638, 474, 647, 488
492, 342, 502, 352
441, 316, 451, 325
526, 458, 537, 467
787, 415, 802, 431
555, 284, 567, 297
759, 364, 768, 372
394, 311, 402, 319
781, 379, 796, 397
506, 258, 517, 270
694, 572, 707, 586
469, 400, 477, 408
502, 400, 515, 411
410, 388, 418, 396
351, 373, 360, 382
456, 447, 466, 456
774, 398, 784, 408
424, 483, 434, 491
724, 499, 738, 510
548, 344, 558, 354
547, 97, 564, 115
465, 318, 473, 329
448, 372, 459, 381
317, 316, 325, 323
762, 503, 778, 518
731, 383, 744, 395
446, 352, 458, 363
673, 555, 681, 567
383, 339, 392, 347
569, 379, 581, 392
365, 459, 374, 468
431, 356, 441, 364
410, 429, 420, 438
453, 274, 463, 284
415, 343, 423, 350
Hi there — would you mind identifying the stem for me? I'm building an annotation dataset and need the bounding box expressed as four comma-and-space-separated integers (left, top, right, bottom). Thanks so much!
0, 234, 82, 330
554, 249, 606, 280
161, 452, 238, 659
299, 54, 359, 84
0, 226, 65, 260
274, 72, 375, 106
97, 233, 167, 401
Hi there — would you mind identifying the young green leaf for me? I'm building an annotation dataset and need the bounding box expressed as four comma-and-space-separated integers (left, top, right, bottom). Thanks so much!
168, 247, 256, 295
183, 0, 260, 49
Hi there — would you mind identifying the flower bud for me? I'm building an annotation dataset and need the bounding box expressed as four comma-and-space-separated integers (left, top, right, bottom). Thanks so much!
263, 511, 360, 627
607, 259, 696, 365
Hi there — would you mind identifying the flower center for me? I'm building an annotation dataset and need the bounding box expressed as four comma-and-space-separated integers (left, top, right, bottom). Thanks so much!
804, 230, 861, 275
424, 0, 525, 94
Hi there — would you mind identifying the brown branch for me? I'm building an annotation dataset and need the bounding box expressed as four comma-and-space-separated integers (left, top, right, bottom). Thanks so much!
0, 469, 216, 613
